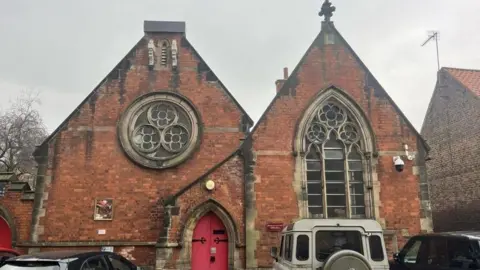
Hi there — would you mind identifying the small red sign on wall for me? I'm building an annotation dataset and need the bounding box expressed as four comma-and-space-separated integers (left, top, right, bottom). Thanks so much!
266, 223, 284, 232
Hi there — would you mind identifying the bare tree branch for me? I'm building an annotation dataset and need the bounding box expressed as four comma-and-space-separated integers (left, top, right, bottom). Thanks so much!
0, 89, 48, 186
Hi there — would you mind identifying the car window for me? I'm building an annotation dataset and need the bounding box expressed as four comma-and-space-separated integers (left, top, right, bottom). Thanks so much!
470, 240, 480, 258
296, 235, 309, 261
284, 234, 293, 261
401, 238, 423, 264
108, 256, 132, 270
315, 230, 363, 261
279, 236, 284, 259
81, 256, 109, 270
448, 239, 477, 269
426, 237, 448, 267
368, 235, 384, 261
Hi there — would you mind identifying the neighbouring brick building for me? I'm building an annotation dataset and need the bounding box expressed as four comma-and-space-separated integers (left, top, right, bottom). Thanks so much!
0, 172, 34, 251
0, 2, 432, 270
421, 67, 480, 232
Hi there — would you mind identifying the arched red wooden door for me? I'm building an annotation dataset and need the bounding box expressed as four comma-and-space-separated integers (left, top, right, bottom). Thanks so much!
191, 212, 228, 270
0, 216, 12, 248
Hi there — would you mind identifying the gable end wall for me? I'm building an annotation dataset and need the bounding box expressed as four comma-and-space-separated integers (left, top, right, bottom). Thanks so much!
422, 70, 480, 231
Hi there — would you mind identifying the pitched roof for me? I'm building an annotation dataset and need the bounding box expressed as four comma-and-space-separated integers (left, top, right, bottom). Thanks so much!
33, 21, 253, 156
444, 67, 480, 96
249, 21, 429, 151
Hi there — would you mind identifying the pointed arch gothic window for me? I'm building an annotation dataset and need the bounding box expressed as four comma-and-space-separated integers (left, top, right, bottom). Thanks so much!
304, 101, 366, 219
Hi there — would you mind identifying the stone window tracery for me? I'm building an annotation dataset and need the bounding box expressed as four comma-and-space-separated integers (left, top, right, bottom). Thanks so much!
304, 101, 366, 219
118, 92, 200, 169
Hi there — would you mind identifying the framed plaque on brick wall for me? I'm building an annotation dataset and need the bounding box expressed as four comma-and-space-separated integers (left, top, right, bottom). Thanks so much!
94, 198, 114, 221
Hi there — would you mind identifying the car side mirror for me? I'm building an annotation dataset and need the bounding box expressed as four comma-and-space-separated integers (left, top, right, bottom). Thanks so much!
393, 252, 400, 263
270, 247, 278, 260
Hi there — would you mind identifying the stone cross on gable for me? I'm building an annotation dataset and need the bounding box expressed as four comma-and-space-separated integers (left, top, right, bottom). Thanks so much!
319, 0, 336, 22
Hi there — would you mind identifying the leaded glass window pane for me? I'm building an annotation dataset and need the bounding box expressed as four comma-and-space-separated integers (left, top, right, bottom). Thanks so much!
348, 161, 362, 171
352, 206, 366, 216
309, 206, 323, 216
325, 172, 344, 182
325, 160, 344, 171
306, 146, 323, 217
327, 207, 347, 218
324, 149, 344, 159
326, 184, 345, 194
308, 183, 322, 194
307, 171, 322, 181
324, 136, 347, 218
308, 195, 323, 206
324, 139, 343, 148
306, 161, 322, 171
349, 147, 365, 217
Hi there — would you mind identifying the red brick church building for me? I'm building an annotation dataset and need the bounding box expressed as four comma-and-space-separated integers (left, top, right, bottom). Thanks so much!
0, 2, 432, 269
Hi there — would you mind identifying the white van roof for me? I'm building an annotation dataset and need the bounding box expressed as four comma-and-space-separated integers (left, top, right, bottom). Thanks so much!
282, 219, 383, 233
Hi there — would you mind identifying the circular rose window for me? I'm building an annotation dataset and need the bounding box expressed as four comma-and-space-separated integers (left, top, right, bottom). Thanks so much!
118, 92, 201, 169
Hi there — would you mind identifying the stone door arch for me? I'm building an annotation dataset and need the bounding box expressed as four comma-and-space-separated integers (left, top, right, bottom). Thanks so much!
178, 199, 241, 269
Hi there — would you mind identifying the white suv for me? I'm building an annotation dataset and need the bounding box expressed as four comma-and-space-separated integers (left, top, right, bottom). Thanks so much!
270, 219, 390, 270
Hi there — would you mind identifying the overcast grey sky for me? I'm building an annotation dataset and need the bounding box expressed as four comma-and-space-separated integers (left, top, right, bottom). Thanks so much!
1, 0, 479, 133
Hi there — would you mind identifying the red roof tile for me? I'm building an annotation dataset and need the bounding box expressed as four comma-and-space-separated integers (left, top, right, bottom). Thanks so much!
444, 67, 480, 96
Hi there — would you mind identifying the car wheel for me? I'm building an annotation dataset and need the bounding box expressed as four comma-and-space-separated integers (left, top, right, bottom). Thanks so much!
323, 250, 372, 270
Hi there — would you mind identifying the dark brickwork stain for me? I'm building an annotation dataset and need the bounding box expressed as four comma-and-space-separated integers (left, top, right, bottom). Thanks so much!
169, 67, 180, 90
51, 136, 61, 175
205, 71, 218, 82
85, 130, 94, 161
197, 61, 209, 82
89, 91, 99, 115
118, 56, 132, 105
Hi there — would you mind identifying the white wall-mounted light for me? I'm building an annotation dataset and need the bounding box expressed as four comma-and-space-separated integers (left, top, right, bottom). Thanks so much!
205, 179, 215, 191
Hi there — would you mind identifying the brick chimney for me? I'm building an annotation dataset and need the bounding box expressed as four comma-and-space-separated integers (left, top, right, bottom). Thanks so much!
275, 67, 289, 92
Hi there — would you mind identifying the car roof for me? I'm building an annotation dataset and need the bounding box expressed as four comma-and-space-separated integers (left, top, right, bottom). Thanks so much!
416, 231, 480, 240
8, 250, 113, 261
282, 218, 383, 233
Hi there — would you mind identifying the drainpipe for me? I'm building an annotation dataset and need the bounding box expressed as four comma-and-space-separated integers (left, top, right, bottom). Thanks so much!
365, 152, 375, 219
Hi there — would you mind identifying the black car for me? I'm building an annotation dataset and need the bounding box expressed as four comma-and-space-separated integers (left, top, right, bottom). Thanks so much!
390, 231, 480, 270
0, 251, 140, 270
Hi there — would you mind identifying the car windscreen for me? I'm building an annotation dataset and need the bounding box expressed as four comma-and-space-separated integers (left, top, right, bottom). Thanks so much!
0, 261, 61, 270
315, 230, 364, 260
